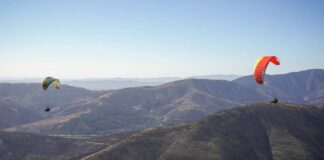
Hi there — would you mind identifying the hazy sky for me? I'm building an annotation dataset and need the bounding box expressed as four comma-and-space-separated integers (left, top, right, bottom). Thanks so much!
0, 0, 323, 78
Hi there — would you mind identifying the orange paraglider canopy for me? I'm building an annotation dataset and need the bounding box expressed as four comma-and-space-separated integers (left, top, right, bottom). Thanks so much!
254, 56, 280, 84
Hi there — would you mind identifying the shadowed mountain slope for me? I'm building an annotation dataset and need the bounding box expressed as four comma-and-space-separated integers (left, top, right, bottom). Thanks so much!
82, 103, 324, 160
0, 131, 104, 160
0, 99, 39, 129
0, 83, 97, 130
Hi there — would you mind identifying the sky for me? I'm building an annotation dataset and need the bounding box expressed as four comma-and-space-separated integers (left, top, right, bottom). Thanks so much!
0, 0, 323, 79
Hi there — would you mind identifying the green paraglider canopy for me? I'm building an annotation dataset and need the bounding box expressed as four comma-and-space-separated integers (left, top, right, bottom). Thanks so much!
42, 77, 60, 90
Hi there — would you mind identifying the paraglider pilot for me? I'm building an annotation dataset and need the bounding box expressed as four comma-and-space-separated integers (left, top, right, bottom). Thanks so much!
270, 97, 278, 104
44, 107, 51, 112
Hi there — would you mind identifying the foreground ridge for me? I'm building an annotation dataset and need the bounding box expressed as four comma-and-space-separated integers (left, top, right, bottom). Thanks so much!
83, 103, 324, 160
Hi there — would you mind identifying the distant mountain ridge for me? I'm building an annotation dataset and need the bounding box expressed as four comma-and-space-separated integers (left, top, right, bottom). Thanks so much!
1, 69, 324, 135
0, 74, 242, 90
233, 69, 324, 105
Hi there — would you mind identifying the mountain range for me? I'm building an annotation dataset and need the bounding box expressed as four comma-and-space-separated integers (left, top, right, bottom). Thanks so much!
1, 69, 324, 135
0, 74, 242, 90
0, 69, 324, 159
234, 69, 324, 105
